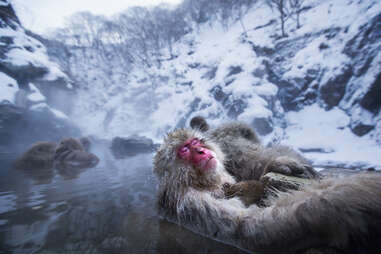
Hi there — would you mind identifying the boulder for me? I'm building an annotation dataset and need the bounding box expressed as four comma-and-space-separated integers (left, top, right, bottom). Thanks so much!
111, 136, 156, 158
319, 65, 353, 109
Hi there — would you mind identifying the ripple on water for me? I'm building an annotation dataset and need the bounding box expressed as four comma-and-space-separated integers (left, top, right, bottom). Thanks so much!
0, 144, 247, 254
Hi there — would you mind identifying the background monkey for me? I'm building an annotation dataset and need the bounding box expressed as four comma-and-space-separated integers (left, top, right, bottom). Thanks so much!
79, 136, 91, 152
14, 141, 57, 170
193, 119, 319, 180
154, 128, 381, 254
190, 119, 319, 206
54, 138, 99, 171
190, 116, 210, 132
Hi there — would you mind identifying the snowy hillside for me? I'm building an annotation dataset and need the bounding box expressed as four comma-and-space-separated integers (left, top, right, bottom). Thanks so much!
0, 0, 81, 148
42, 0, 381, 169
0, 0, 71, 110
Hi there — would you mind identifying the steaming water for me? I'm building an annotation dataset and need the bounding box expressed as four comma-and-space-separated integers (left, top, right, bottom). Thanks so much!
0, 143, 246, 254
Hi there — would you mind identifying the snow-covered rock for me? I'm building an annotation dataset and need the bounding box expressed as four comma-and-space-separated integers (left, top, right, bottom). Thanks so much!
0, 72, 18, 104
0, 1, 82, 149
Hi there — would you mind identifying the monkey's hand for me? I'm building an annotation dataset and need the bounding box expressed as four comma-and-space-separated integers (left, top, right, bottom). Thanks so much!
223, 182, 242, 198
223, 180, 265, 206
268, 156, 320, 179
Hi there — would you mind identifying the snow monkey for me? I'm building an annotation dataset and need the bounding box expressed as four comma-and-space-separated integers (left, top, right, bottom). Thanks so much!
79, 136, 91, 152
54, 138, 99, 171
192, 120, 318, 205
14, 141, 57, 170
190, 116, 210, 132
154, 128, 381, 254
190, 119, 318, 181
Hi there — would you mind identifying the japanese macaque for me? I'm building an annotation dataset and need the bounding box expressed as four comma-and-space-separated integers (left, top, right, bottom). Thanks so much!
54, 138, 99, 172
223, 180, 265, 207
209, 122, 260, 144
208, 122, 319, 181
79, 136, 91, 152
14, 141, 57, 170
154, 128, 381, 254
190, 116, 210, 132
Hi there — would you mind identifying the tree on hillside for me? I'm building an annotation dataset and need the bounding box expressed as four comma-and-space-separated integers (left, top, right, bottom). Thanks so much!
151, 5, 189, 59
117, 7, 157, 67
266, 0, 290, 37
289, 0, 306, 29
232, 0, 255, 37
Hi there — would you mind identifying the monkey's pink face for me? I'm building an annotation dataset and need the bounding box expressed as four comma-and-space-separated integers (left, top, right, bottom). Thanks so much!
177, 138, 217, 172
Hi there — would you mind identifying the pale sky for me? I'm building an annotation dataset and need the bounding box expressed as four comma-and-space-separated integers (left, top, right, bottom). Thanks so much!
12, 0, 182, 34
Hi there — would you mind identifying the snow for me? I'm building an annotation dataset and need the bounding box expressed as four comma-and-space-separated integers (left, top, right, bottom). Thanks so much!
0, 72, 18, 104
27, 83, 46, 102
0, 25, 69, 86
49, 107, 69, 119
30, 103, 68, 119
61, 0, 381, 168
283, 105, 381, 169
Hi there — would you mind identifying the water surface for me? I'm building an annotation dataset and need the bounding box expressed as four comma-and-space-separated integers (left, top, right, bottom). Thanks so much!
0, 143, 247, 254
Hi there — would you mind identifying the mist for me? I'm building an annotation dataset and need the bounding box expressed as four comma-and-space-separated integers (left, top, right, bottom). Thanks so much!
1, 0, 381, 253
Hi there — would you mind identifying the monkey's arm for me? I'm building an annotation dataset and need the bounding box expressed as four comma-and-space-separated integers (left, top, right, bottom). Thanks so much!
261, 145, 320, 179
174, 174, 381, 254
219, 140, 319, 181
238, 173, 381, 254
177, 189, 247, 243
223, 180, 265, 206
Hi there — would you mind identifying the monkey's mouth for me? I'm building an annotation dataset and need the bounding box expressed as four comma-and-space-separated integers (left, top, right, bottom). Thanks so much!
202, 157, 217, 172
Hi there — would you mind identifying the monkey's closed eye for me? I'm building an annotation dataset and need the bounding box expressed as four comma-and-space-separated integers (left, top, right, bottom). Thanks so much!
178, 146, 191, 160
190, 138, 200, 146
179, 146, 189, 154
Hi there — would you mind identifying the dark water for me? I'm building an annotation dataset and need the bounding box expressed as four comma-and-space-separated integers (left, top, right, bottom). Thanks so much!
0, 143, 247, 254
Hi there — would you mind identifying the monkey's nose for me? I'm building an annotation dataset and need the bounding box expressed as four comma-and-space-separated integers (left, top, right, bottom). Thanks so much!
196, 147, 205, 154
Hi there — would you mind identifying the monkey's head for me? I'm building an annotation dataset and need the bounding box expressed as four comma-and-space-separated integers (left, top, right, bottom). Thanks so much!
79, 137, 91, 152
154, 129, 228, 194
55, 138, 85, 160
14, 142, 57, 169
190, 116, 209, 132
29, 142, 57, 157
57, 138, 85, 151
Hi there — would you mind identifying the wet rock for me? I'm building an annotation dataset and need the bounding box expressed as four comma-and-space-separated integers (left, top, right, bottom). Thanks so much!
0, 1, 20, 28
252, 67, 266, 78
351, 122, 375, 137
299, 147, 334, 153
227, 66, 243, 77
202, 66, 218, 80
359, 72, 381, 114
319, 42, 329, 50
188, 62, 200, 69
111, 136, 156, 158
320, 65, 352, 109
274, 79, 302, 111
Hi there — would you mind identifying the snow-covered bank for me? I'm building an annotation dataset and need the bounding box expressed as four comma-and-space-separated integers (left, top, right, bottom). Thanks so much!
284, 105, 381, 169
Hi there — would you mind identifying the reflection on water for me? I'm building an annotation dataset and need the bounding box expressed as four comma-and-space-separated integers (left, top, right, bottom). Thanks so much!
0, 143, 247, 254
